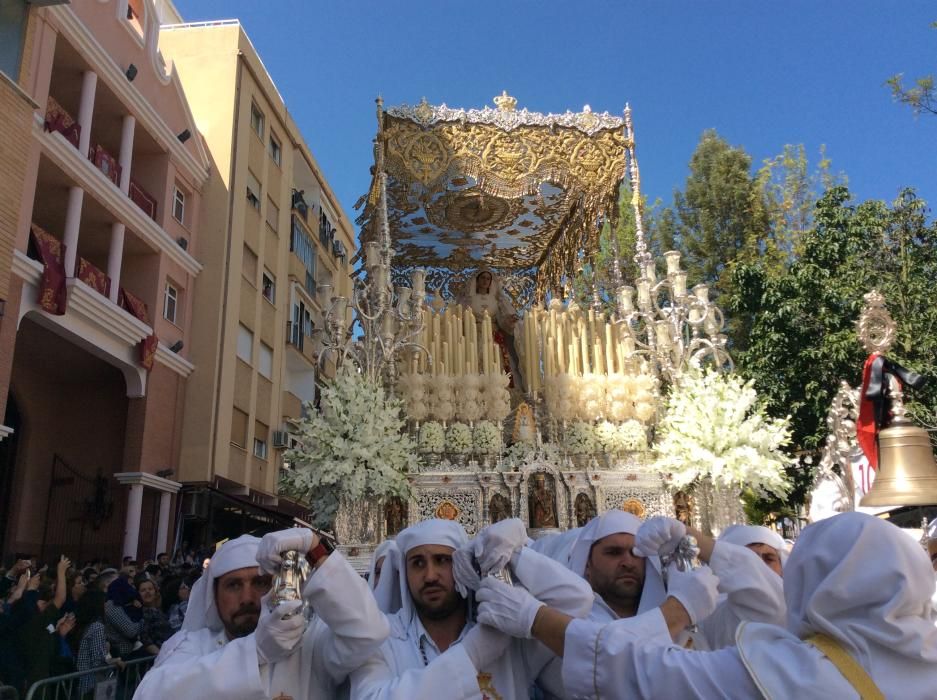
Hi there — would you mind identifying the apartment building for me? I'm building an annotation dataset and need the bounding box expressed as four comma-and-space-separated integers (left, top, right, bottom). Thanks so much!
159, 20, 356, 546
0, 0, 211, 563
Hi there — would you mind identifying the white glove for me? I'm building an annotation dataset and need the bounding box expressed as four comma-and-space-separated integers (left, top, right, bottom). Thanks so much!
636, 516, 686, 557
666, 565, 719, 626
452, 544, 481, 598
475, 576, 544, 639
255, 596, 305, 665
256, 528, 316, 575
460, 623, 512, 670
474, 518, 528, 574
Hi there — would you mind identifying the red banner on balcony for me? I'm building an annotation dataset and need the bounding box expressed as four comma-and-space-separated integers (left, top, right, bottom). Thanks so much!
29, 225, 68, 315
129, 179, 157, 220
43, 96, 81, 149
118, 287, 159, 371
76, 257, 111, 298
89, 144, 121, 186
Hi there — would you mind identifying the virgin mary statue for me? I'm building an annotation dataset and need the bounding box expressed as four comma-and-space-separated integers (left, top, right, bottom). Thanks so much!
458, 269, 520, 387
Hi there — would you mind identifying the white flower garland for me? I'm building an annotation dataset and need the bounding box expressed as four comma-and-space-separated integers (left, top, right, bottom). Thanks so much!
651, 369, 792, 498
280, 365, 417, 529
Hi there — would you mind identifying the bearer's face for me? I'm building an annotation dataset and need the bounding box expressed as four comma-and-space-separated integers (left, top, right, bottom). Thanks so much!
373, 556, 386, 588
585, 533, 646, 601
406, 544, 463, 621
927, 539, 937, 572
214, 567, 272, 639
747, 543, 783, 577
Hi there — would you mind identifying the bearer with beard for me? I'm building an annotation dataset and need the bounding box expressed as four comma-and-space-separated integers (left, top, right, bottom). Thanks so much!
350, 518, 593, 700
134, 529, 389, 699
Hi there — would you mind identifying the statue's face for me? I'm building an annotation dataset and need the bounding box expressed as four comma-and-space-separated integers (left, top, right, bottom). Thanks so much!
476, 272, 493, 295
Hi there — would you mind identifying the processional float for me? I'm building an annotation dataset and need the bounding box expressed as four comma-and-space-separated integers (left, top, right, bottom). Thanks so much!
316, 93, 736, 558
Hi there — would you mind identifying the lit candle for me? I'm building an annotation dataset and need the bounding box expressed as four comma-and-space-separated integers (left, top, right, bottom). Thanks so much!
441, 341, 450, 376
664, 250, 681, 276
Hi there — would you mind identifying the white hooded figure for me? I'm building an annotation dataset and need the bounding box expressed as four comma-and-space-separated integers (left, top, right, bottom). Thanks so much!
560, 512, 937, 700
691, 523, 788, 650
369, 540, 402, 615
134, 529, 389, 699
350, 518, 593, 700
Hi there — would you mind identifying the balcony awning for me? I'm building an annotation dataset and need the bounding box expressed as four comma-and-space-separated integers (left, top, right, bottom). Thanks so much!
357, 93, 629, 305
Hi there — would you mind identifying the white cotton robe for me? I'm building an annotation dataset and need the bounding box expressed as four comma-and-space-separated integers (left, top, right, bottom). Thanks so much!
560, 512, 937, 700
133, 551, 389, 699
350, 545, 593, 700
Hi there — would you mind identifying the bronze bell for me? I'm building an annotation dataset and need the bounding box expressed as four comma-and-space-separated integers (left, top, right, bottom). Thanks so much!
860, 418, 937, 507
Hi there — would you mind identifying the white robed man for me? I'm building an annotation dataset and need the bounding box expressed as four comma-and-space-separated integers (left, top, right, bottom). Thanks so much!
350, 518, 594, 700
479, 511, 937, 699
135, 528, 389, 699
534, 509, 707, 698
637, 516, 787, 650
368, 540, 402, 614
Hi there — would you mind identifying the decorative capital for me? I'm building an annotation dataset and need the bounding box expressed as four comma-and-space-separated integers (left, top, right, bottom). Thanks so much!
494, 90, 517, 112
857, 289, 897, 354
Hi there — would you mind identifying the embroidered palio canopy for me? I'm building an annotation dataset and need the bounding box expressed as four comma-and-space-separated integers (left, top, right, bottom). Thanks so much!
356, 93, 631, 305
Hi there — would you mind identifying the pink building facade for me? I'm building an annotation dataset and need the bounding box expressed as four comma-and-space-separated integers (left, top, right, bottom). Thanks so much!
0, 0, 211, 565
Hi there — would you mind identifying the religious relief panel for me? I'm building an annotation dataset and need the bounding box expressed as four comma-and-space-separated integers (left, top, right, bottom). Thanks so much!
602, 487, 671, 519
528, 473, 558, 528
415, 490, 480, 535
488, 493, 513, 524
574, 492, 596, 527
384, 497, 408, 536
621, 498, 647, 519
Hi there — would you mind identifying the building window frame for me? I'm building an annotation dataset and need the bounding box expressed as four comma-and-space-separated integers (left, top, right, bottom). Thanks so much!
253, 437, 268, 459
262, 270, 275, 304
163, 281, 179, 324
250, 101, 265, 139
246, 171, 261, 210
268, 133, 281, 166
172, 187, 186, 225
0, 0, 29, 80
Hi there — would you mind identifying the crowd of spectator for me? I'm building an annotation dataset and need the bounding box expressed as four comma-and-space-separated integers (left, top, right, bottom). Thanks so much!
0, 547, 206, 697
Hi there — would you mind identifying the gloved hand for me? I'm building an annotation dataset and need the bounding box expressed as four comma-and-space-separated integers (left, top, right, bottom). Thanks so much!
255, 595, 306, 665
666, 565, 719, 626
256, 528, 317, 575
452, 543, 481, 598
475, 576, 544, 639
474, 518, 528, 574
636, 516, 686, 557
461, 622, 511, 670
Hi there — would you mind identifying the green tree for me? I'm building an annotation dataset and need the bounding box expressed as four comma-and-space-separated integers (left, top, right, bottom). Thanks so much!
663, 130, 771, 351
732, 186, 937, 513
886, 22, 937, 117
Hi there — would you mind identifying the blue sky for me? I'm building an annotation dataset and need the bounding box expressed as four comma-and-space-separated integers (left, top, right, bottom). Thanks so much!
173, 1, 936, 226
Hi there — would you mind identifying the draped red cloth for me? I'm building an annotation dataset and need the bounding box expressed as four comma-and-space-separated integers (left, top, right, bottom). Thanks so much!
118, 288, 158, 371
29, 225, 68, 315
76, 257, 110, 298
43, 96, 81, 149
857, 353, 880, 470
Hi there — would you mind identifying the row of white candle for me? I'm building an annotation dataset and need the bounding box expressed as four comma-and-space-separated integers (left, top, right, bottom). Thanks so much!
405, 304, 506, 378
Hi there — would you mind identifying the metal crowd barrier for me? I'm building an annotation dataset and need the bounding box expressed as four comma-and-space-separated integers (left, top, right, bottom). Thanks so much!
24, 655, 155, 700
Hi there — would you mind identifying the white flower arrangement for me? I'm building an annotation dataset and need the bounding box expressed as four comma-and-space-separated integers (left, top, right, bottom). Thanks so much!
651, 368, 792, 498
566, 421, 600, 455
618, 419, 648, 451
502, 441, 563, 471
473, 421, 502, 455
280, 365, 417, 529
419, 421, 445, 454
446, 422, 473, 454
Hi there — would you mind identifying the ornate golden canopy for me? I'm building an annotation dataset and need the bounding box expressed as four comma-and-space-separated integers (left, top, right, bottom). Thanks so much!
356, 94, 631, 302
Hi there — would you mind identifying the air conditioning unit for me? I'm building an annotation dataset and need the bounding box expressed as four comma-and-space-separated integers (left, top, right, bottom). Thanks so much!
272, 430, 290, 449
